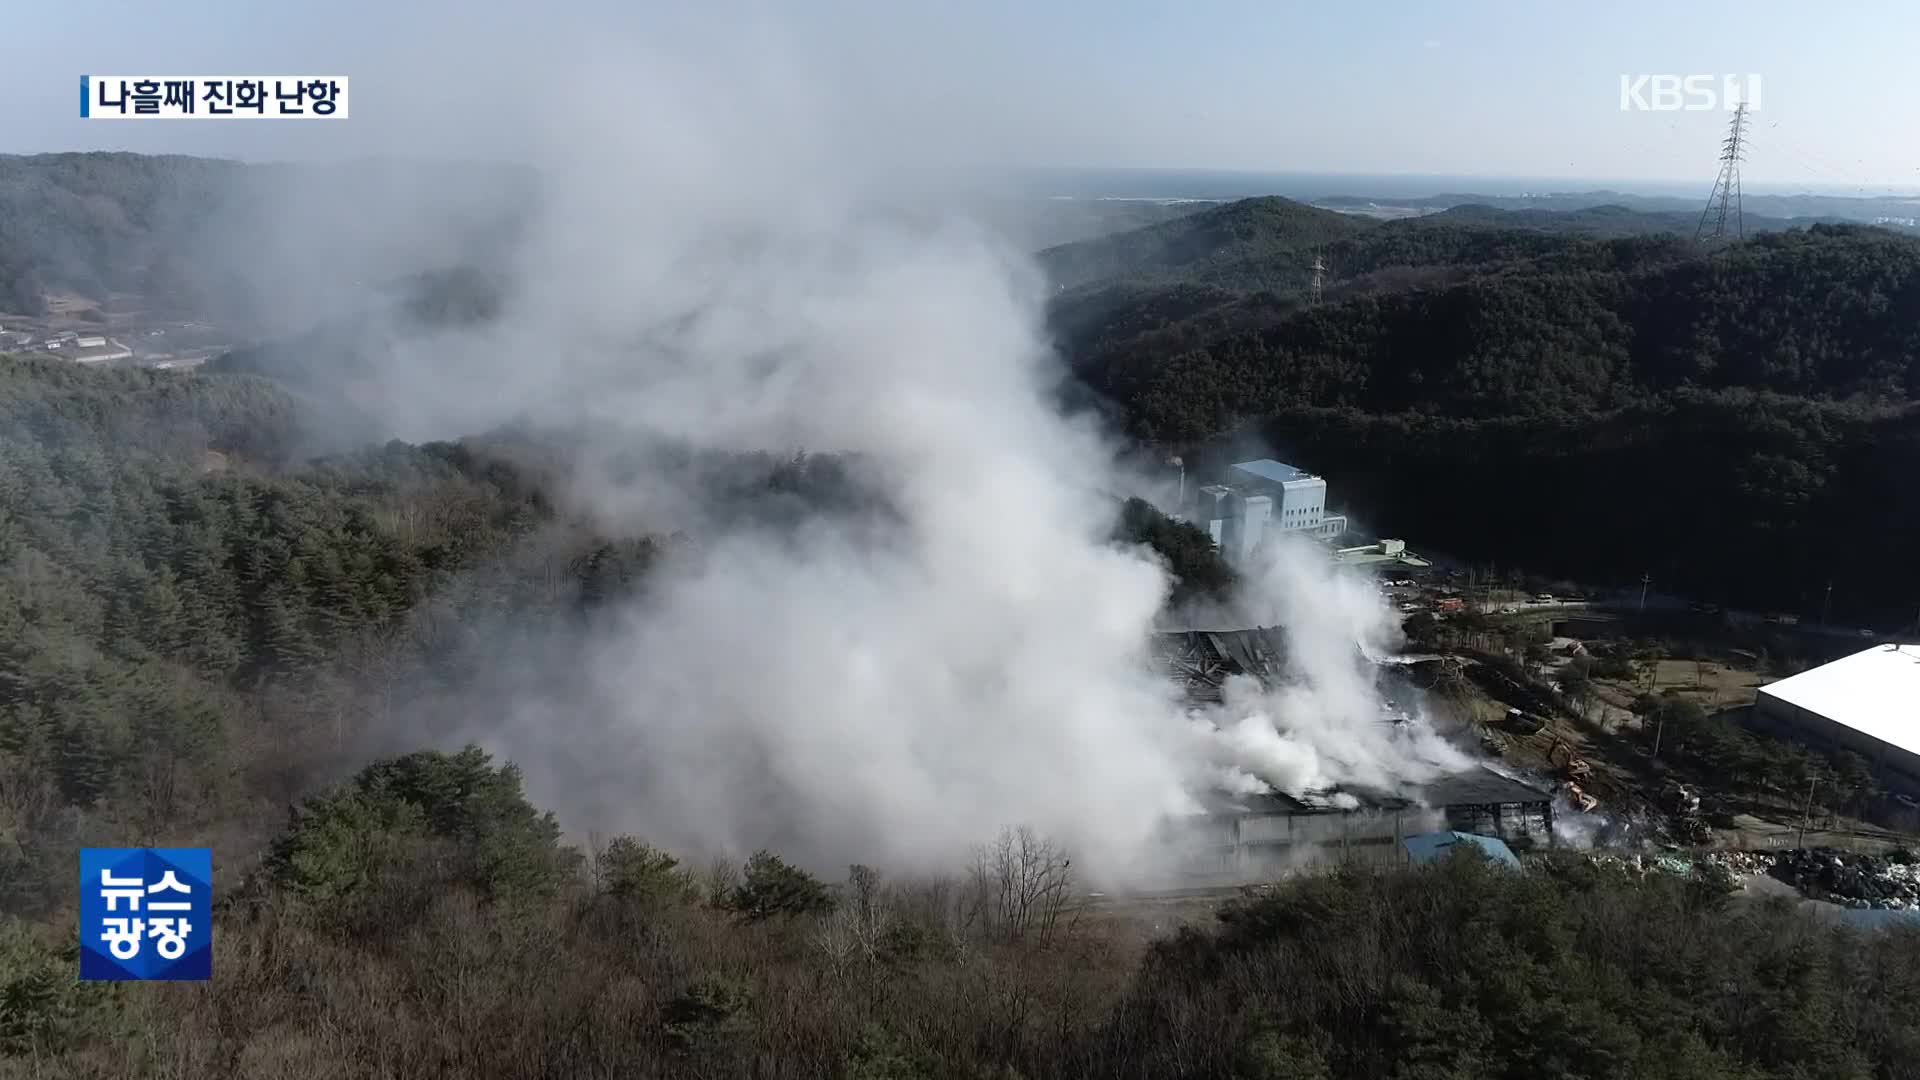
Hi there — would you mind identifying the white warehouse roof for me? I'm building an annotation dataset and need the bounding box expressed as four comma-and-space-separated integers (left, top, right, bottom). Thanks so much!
1757, 644, 1920, 756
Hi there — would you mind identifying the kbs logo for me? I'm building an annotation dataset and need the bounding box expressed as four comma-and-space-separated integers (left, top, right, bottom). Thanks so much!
1619, 74, 1761, 112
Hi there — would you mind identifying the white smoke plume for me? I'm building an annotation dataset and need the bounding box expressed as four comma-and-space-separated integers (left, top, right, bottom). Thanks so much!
198, 10, 1483, 880
1189, 533, 1475, 801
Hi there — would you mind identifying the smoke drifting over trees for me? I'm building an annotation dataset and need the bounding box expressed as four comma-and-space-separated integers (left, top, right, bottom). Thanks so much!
66, 12, 1458, 879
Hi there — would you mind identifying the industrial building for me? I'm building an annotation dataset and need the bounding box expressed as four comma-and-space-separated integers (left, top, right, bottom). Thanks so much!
1171, 767, 1554, 874
1754, 643, 1920, 797
1152, 626, 1556, 871
1187, 459, 1348, 565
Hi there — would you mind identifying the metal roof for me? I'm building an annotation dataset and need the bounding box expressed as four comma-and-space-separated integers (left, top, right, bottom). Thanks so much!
1416, 767, 1553, 807
1757, 644, 1920, 757
1228, 459, 1315, 485
1403, 831, 1522, 869
1203, 766, 1549, 819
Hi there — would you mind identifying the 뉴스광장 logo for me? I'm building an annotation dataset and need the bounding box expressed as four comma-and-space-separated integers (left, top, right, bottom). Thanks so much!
79, 848, 212, 981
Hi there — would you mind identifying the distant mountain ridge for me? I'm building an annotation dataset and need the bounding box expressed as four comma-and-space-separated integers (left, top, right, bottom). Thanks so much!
1037, 197, 1367, 291
1038, 194, 1904, 298
1039, 194, 1920, 623
1315, 189, 1920, 231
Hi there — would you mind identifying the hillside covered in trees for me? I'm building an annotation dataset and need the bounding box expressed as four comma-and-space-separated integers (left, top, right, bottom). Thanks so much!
6, 160, 1920, 1076
0, 355, 904, 912
1047, 199, 1920, 624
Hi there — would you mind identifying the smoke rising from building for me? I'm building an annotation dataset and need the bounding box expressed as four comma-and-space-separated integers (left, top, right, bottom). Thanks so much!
196, 10, 1478, 879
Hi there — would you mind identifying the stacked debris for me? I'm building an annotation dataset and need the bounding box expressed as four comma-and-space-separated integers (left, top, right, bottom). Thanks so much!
1585, 849, 1767, 886
1775, 849, 1920, 910
1701, 850, 1774, 878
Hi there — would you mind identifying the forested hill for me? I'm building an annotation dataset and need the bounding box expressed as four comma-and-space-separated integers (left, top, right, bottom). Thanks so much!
0, 152, 539, 326
0, 354, 912, 911
1068, 225, 1920, 436
1050, 207, 1920, 624
0, 153, 243, 313
1037, 197, 1370, 291
1038, 195, 1862, 297
5, 361, 1913, 1080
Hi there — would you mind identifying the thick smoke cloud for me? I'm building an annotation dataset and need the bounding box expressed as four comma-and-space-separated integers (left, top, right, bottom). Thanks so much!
1190, 535, 1473, 804
216, 12, 1475, 878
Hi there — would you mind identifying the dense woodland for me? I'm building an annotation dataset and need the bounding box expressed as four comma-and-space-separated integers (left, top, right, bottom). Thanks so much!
5, 161, 1920, 1075
1047, 201, 1920, 623
7, 340, 1914, 1079
0, 153, 243, 313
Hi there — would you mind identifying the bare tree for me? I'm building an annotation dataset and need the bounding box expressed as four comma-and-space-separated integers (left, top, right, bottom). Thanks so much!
966, 826, 1079, 946
699, 856, 740, 908
813, 863, 894, 980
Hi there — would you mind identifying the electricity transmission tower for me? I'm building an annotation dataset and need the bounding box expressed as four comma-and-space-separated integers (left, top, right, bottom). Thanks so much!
1308, 251, 1327, 307
1694, 102, 1749, 244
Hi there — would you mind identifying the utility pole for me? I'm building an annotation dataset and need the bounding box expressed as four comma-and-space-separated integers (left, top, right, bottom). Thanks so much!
1796, 773, 1818, 850
1695, 102, 1749, 245
1639, 573, 1652, 614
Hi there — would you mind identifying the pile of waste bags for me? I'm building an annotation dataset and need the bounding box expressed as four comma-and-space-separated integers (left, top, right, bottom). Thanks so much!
1774, 848, 1920, 910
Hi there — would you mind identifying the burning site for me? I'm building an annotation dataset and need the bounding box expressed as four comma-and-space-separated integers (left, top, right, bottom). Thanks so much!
8, 3, 1920, 1075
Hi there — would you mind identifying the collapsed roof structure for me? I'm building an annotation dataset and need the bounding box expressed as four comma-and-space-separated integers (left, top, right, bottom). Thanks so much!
1149, 627, 1294, 704
1154, 626, 1555, 867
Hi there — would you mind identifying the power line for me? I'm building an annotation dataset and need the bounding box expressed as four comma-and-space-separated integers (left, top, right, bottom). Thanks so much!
1695, 103, 1749, 245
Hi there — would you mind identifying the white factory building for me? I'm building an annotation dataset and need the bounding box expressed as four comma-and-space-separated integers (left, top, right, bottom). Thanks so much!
1188, 459, 1348, 565
1754, 643, 1920, 797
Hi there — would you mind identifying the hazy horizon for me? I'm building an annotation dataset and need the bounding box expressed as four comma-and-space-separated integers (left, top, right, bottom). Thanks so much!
7, 0, 1919, 195
9, 151, 1916, 207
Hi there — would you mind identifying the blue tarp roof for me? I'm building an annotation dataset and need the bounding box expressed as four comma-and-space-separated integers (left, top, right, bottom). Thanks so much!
1820, 907, 1920, 932
1403, 831, 1522, 869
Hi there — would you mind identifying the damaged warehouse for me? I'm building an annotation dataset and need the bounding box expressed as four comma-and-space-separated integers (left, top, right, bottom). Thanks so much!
1153, 628, 1554, 873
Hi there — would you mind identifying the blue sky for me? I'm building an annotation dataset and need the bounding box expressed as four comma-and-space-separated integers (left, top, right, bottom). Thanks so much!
7, 0, 1917, 192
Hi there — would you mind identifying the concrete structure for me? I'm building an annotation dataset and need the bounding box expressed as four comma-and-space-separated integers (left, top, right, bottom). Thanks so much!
1218, 492, 1271, 565
1185, 459, 1348, 567
1333, 538, 1432, 570
1225, 459, 1346, 539
1754, 644, 1920, 796
1192, 485, 1234, 546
